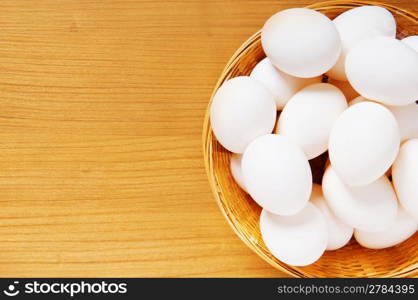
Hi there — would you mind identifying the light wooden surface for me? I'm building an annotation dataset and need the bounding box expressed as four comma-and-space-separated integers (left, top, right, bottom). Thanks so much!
0, 0, 415, 278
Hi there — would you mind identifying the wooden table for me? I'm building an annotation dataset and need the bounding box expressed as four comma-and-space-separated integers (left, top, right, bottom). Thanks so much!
0, 0, 415, 277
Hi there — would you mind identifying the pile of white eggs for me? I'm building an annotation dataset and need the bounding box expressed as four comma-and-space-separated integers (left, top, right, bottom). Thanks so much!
210, 5, 418, 266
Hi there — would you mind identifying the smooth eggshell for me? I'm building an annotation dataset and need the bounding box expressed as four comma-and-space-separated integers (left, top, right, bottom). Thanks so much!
329, 102, 400, 186
260, 203, 327, 266
328, 78, 360, 101
342, 98, 394, 178
261, 8, 340, 78
392, 139, 418, 220
328, 5, 396, 81
388, 103, 418, 142
355, 206, 417, 249
250, 57, 321, 109
277, 83, 347, 159
230, 153, 247, 192
311, 184, 353, 250
349, 98, 418, 142
322, 167, 398, 232
402, 35, 418, 52
210, 76, 276, 153
242, 134, 312, 215
345, 36, 418, 106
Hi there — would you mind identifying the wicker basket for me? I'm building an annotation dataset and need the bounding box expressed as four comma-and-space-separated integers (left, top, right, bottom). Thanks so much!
203, 0, 418, 278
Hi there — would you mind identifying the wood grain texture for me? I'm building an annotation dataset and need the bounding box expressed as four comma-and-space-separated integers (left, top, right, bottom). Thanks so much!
0, 0, 415, 277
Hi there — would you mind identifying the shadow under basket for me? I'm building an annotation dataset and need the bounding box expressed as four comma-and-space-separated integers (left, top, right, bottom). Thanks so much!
202, 0, 418, 277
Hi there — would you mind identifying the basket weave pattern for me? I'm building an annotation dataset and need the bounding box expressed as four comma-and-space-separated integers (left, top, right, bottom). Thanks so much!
203, 1, 418, 277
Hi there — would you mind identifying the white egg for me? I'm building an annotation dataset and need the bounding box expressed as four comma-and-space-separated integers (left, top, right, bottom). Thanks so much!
242, 134, 312, 215
277, 83, 347, 159
349, 98, 418, 142
388, 103, 418, 142
261, 8, 340, 78
402, 35, 418, 51
230, 153, 247, 192
328, 78, 360, 101
355, 206, 417, 249
328, 5, 396, 81
329, 102, 400, 186
341, 97, 394, 179
260, 203, 327, 266
310, 184, 353, 250
322, 166, 398, 232
210, 76, 276, 153
345, 36, 418, 106
392, 139, 418, 220
250, 57, 321, 109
